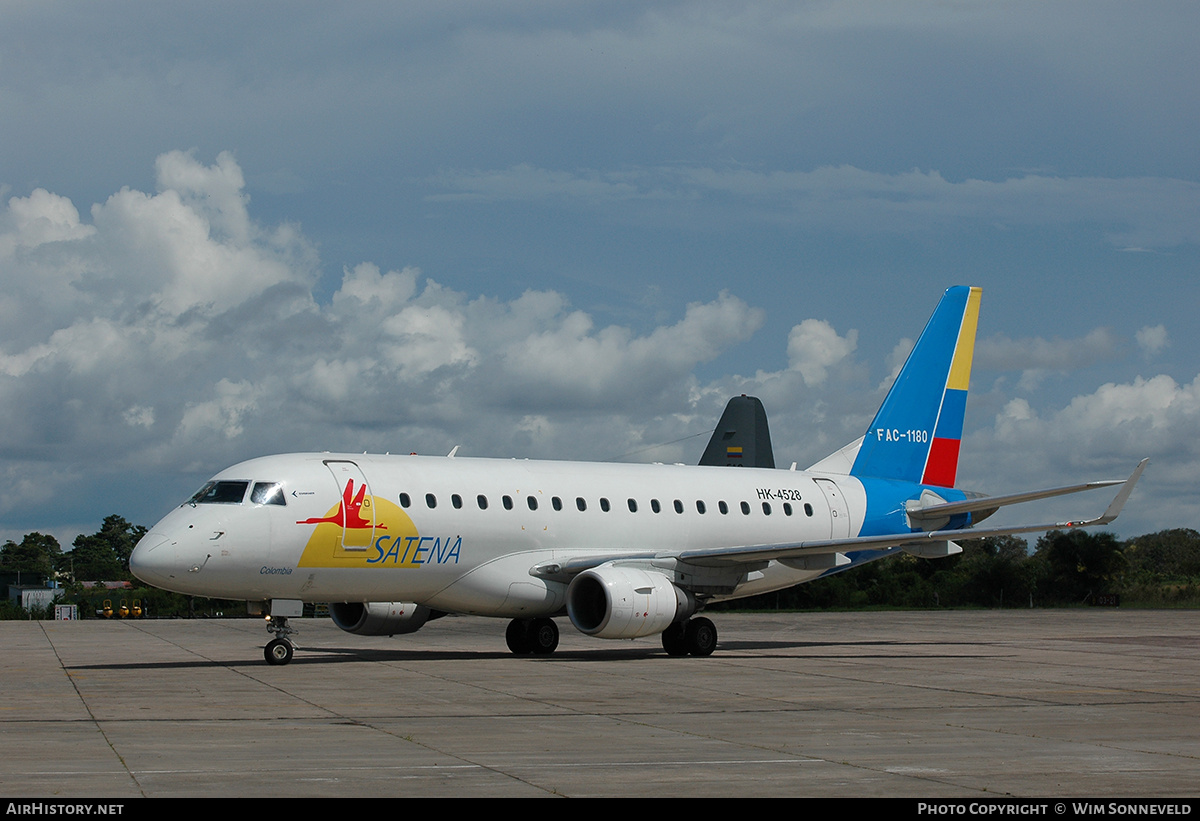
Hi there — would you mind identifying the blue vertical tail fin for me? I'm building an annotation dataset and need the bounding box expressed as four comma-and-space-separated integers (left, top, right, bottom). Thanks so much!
848, 286, 981, 487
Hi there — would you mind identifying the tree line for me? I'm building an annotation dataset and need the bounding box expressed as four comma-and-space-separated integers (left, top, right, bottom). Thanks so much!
0, 515, 194, 619
715, 528, 1200, 611
3, 516, 1200, 618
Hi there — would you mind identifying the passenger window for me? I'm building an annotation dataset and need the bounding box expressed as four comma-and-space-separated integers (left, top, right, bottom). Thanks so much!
651, 499, 661, 513
804, 503, 814, 517
600, 497, 610, 512
696, 500, 706, 514
552, 496, 563, 511
399, 492, 411, 508
762, 502, 772, 515
503, 495, 514, 510
627, 498, 638, 513
425, 493, 437, 509
718, 500, 729, 515
477, 495, 488, 510
673, 499, 684, 514
527, 496, 538, 511
783, 502, 793, 516
740, 501, 751, 515
452, 494, 463, 509
251, 482, 286, 506
576, 497, 587, 512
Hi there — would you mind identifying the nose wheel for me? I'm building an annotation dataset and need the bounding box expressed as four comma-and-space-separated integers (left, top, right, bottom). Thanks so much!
264, 616, 299, 665
265, 638, 294, 665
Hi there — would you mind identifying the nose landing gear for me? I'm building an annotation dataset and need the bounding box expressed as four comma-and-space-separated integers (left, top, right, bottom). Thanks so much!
264, 615, 299, 665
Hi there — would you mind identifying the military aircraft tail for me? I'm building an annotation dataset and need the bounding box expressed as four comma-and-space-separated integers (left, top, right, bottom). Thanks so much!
699, 395, 775, 468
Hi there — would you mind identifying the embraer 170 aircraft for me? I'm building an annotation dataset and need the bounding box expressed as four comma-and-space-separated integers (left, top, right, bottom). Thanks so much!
130, 287, 1146, 665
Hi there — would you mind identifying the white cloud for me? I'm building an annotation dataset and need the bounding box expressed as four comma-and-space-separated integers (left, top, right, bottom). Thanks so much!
1136, 324, 1169, 357
975, 328, 1122, 390
154, 150, 251, 245
333, 263, 419, 311
0, 152, 767, 480
961, 373, 1200, 532
496, 292, 763, 407
381, 304, 479, 376
177, 379, 261, 441
1, 188, 96, 253
786, 318, 857, 386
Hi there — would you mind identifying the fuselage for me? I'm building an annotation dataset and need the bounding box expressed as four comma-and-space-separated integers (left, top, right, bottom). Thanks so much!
129, 451, 969, 617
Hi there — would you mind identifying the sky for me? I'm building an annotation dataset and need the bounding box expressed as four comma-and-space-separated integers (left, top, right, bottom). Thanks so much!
2, 1, 1198, 549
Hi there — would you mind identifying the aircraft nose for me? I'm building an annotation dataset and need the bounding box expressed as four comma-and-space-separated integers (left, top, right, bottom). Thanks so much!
130, 531, 176, 587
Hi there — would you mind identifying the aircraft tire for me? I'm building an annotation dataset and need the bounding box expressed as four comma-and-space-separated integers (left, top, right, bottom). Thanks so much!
661, 622, 689, 656
265, 638, 294, 666
529, 618, 559, 655
505, 619, 533, 654
685, 617, 717, 657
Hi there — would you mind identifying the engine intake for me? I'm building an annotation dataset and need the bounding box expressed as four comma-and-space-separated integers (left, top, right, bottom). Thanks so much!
329, 601, 433, 636
566, 566, 693, 639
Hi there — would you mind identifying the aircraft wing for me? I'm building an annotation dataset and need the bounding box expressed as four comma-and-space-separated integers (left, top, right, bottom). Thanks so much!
532, 459, 1147, 579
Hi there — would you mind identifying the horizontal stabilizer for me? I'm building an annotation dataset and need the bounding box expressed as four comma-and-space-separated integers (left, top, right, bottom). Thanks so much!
906, 467, 1143, 527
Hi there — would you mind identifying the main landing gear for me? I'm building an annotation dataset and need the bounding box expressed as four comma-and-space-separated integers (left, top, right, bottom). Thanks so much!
264, 615, 298, 665
505, 617, 560, 655
503, 616, 718, 657
660, 617, 718, 657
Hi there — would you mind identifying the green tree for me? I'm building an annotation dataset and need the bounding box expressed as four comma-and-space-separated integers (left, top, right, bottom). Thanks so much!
1034, 529, 1126, 604
957, 536, 1034, 607
1123, 529, 1200, 580
0, 532, 62, 579
64, 515, 147, 581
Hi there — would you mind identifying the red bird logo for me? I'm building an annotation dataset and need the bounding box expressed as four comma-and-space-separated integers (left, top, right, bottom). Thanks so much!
297, 480, 385, 529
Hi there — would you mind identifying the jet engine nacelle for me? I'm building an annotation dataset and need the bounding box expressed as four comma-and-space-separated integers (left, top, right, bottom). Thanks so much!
566, 566, 694, 639
329, 601, 432, 637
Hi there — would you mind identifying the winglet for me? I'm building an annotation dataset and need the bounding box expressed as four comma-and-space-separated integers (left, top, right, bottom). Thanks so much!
1065, 458, 1148, 527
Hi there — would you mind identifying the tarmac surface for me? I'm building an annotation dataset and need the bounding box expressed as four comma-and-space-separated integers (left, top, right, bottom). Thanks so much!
2, 609, 1198, 798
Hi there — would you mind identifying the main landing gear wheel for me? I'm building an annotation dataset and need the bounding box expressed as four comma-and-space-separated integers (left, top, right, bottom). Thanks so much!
661, 621, 689, 656
685, 617, 717, 656
506, 618, 560, 655
662, 617, 718, 656
529, 617, 559, 655
506, 619, 532, 654
265, 638, 294, 665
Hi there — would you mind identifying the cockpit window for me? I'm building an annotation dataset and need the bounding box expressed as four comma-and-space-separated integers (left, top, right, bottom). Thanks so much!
251, 482, 286, 506
187, 480, 250, 505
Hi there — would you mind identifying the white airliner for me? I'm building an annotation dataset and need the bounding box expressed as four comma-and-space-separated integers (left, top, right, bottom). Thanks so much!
130, 287, 1146, 664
